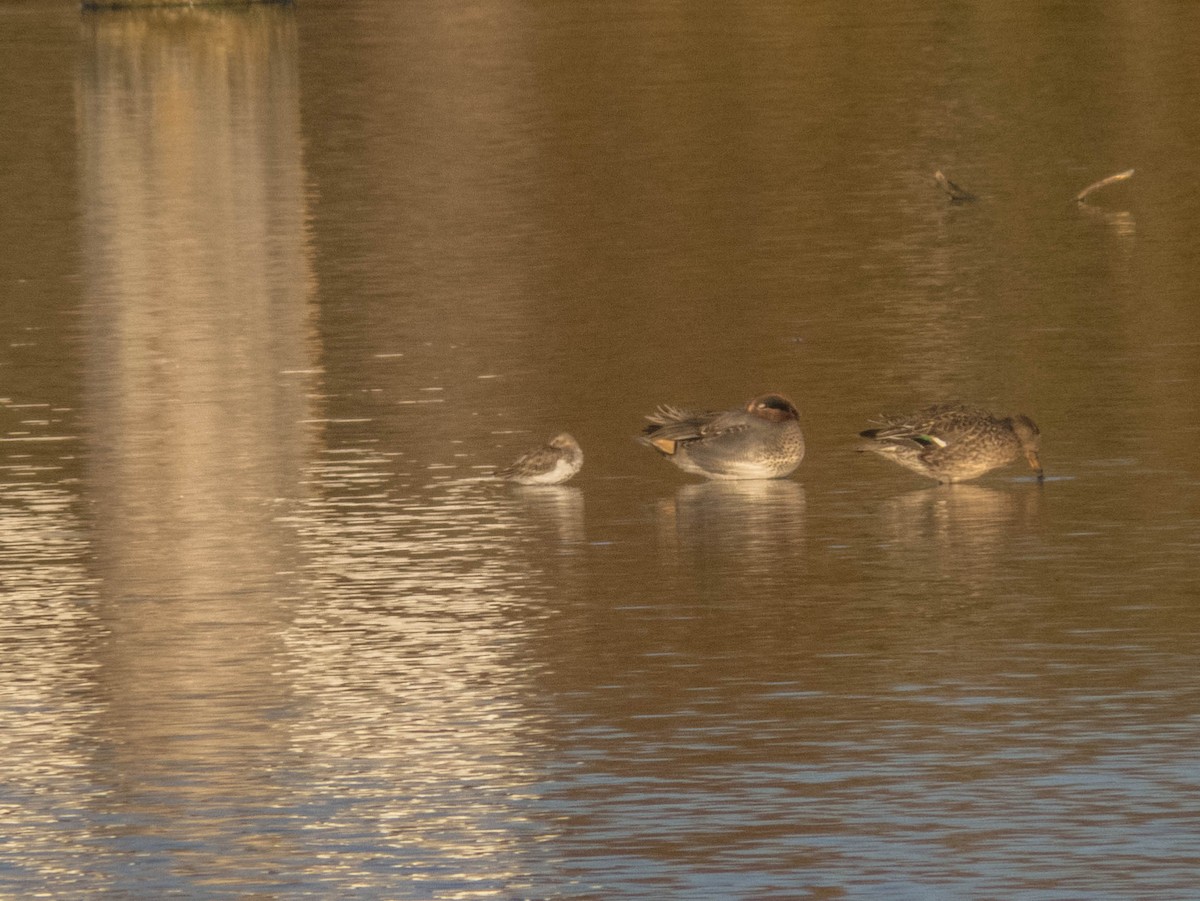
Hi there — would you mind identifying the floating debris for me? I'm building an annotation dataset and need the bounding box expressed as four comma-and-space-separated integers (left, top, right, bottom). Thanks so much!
1075, 168, 1134, 203
933, 170, 978, 203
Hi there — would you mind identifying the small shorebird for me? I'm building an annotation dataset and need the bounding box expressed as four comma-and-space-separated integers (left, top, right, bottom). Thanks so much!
495, 432, 583, 485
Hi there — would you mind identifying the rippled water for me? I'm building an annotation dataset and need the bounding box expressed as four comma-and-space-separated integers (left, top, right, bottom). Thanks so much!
4, 1, 1200, 897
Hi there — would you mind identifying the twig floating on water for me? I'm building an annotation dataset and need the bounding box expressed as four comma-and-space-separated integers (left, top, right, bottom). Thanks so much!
933, 170, 978, 203
1075, 168, 1134, 203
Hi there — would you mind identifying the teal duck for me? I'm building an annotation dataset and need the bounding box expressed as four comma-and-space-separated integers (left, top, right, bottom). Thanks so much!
858, 404, 1043, 483
638, 393, 805, 480
495, 432, 583, 485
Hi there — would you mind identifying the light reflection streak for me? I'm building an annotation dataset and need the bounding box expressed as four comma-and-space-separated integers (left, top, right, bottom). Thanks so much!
0, 481, 102, 891
283, 467, 569, 892
76, 4, 317, 895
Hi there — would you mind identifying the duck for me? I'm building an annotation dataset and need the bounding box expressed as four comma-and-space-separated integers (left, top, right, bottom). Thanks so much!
494, 432, 583, 485
638, 393, 805, 480
858, 404, 1043, 483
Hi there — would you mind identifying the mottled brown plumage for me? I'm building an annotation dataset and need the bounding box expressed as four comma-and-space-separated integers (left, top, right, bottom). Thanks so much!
495, 433, 583, 485
858, 404, 1043, 483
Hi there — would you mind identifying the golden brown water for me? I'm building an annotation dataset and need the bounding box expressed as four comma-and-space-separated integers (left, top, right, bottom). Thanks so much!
2, 1, 1200, 896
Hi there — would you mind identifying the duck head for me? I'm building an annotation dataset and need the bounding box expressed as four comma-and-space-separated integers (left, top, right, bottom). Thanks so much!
1009, 414, 1043, 479
747, 393, 800, 423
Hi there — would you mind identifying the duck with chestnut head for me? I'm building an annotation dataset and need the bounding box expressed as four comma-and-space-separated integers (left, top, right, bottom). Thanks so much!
638, 393, 805, 480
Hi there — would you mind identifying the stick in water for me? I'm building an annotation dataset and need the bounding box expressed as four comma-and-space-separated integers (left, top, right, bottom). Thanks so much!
933, 170, 977, 202
1075, 168, 1134, 203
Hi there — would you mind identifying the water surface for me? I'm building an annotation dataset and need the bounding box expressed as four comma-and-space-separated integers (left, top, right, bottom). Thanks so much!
3, 1, 1200, 897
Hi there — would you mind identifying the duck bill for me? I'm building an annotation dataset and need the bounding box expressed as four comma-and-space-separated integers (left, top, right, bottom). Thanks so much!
1026, 449, 1044, 480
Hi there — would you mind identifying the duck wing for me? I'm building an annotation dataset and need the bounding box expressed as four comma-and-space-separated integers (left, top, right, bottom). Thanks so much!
861, 404, 995, 449
642, 406, 748, 444
860, 405, 968, 447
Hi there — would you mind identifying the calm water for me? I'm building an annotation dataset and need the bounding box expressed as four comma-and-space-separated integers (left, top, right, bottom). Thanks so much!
3, 1, 1200, 897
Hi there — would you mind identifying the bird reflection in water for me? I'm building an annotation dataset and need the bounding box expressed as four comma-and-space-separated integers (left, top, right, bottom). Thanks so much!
655, 480, 806, 597
505, 485, 586, 548
874, 484, 1043, 593
1077, 201, 1137, 242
